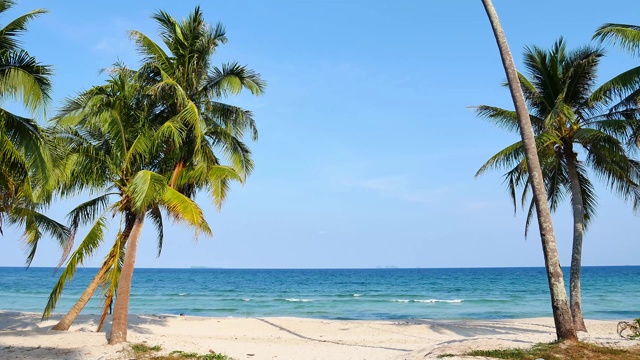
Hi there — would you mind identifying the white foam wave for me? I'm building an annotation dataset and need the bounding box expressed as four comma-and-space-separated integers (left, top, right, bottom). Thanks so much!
353, 294, 362, 297
178, 293, 187, 296
285, 298, 313, 302
242, 298, 251, 301
391, 299, 463, 303
423, 299, 463, 303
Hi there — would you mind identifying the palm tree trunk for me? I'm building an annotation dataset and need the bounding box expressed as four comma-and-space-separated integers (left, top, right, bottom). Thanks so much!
481, 0, 577, 342
564, 145, 588, 332
109, 211, 145, 344
51, 264, 109, 331
51, 217, 135, 331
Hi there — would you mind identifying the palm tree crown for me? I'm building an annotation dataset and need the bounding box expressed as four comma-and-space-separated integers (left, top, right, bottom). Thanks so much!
476, 38, 640, 227
131, 6, 265, 207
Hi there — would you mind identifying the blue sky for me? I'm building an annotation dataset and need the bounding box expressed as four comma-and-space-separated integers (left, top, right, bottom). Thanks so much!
1, 0, 639, 268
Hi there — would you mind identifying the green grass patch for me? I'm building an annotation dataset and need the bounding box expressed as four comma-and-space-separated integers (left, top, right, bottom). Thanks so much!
150, 350, 234, 360
131, 343, 163, 354
126, 343, 233, 360
464, 341, 640, 360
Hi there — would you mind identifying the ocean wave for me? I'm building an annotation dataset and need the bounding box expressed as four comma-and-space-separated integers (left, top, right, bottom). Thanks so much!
390, 299, 463, 303
353, 294, 362, 297
285, 298, 313, 302
178, 293, 188, 296
415, 299, 463, 303
242, 298, 251, 302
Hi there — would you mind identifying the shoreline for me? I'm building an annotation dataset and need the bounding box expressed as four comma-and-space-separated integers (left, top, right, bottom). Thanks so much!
0, 311, 637, 359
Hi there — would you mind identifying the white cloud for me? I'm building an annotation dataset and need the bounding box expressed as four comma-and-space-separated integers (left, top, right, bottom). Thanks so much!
355, 175, 450, 205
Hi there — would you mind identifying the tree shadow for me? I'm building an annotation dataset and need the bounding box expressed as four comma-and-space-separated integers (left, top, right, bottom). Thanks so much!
0, 344, 88, 359
256, 318, 413, 353
392, 319, 552, 337
0, 311, 173, 353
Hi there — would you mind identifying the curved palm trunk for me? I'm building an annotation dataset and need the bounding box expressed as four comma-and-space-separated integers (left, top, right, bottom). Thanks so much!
109, 212, 145, 344
564, 145, 588, 332
481, 0, 577, 341
51, 264, 109, 331
51, 218, 135, 331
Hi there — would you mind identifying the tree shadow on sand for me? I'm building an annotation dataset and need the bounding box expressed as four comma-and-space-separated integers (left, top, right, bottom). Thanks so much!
0, 344, 89, 359
0, 311, 172, 356
391, 319, 553, 337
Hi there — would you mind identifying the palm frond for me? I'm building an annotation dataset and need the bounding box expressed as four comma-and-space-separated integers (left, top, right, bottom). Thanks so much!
203, 62, 265, 98
0, 50, 52, 114
42, 213, 109, 320
148, 206, 164, 257
160, 186, 212, 237
594, 23, 640, 56
127, 170, 167, 212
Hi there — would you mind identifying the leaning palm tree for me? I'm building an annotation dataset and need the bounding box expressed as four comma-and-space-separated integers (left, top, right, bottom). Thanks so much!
475, 38, 640, 332
480, 0, 576, 341
0, 0, 70, 261
41, 66, 213, 340
46, 7, 265, 342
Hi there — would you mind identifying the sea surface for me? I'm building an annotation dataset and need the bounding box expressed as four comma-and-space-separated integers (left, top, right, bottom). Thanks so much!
0, 266, 638, 320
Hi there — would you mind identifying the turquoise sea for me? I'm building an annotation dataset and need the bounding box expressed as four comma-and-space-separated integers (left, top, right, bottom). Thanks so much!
0, 266, 638, 320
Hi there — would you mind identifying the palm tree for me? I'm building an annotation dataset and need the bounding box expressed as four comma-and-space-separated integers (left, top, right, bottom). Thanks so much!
45, 7, 265, 342
0, 0, 70, 261
129, 6, 265, 203
480, 0, 577, 341
105, 8, 266, 344
40, 66, 213, 341
475, 37, 640, 332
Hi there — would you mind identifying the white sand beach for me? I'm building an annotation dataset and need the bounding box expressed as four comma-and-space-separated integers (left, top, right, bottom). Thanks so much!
0, 311, 637, 359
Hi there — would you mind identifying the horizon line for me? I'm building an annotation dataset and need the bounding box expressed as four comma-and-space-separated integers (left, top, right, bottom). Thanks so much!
1, 264, 638, 270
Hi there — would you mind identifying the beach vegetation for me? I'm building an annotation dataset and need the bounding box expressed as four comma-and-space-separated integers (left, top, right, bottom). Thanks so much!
463, 341, 640, 359
131, 343, 163, 354
0, 0, 70, 264
595, 23, 640, 57
41, 6, 263, 344
474, 36, 640, 331
480, 0, 577, 341
127, 344, 234, 360
40, 64, 212, 337
166, 350, 234, 360
108, 5, 263, 344
593, 23, 640, 144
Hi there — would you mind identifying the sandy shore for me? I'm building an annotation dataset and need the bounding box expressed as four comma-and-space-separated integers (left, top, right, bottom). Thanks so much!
0, 311, 636, 359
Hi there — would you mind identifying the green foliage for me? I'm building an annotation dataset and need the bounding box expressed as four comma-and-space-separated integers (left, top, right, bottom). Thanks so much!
131, 343, 162, 354
126, 344, 234, 360
594, 24, 640, 57
45, 7, 263, 336
0, 0, 69, 265
131, 6, 264, 202
475, 38, 640, 236
464, 342, 639, 360
167, 351, 234, 360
